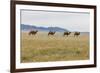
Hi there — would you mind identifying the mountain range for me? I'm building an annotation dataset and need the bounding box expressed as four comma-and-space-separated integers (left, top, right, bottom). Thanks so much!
21, 24, 69, 32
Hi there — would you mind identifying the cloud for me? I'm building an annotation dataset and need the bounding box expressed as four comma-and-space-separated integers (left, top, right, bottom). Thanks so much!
21, 10, 90, 32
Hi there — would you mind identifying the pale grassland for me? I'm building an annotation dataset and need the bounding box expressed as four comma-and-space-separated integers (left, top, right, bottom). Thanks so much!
21, 31, 89, 63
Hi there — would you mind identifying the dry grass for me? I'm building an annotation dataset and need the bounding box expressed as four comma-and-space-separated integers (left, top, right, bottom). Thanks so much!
21, 31, 89, 63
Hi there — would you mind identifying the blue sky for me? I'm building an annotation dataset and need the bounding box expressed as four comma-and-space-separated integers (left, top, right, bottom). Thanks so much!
21, 10, 90, 32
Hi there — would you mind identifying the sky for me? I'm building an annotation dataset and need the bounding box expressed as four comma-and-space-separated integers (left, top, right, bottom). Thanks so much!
21, 10, 90, 32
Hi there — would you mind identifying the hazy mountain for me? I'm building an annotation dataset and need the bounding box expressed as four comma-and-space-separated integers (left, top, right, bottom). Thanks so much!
21, 24, 69, 32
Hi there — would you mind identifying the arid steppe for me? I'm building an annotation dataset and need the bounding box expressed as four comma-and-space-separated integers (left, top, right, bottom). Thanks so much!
21, 31, 89, 63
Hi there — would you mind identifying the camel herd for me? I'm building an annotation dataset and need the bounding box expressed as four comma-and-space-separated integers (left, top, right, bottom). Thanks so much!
28, 30, 80, 37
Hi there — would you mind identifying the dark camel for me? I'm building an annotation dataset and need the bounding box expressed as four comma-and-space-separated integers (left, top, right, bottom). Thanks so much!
63, 32, 71, 36
48, 31, 56, 36
74, 32, 80, 37
29, 30, 38, 35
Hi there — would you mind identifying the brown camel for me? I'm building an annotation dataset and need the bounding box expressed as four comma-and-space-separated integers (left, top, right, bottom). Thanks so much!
29, 30, 38, 35
74, 32, 80, 37
48, 31, 56, 36
63, 32, 71, 37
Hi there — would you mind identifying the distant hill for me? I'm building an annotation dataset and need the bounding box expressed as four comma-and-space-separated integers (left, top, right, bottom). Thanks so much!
21, 24, 69, 32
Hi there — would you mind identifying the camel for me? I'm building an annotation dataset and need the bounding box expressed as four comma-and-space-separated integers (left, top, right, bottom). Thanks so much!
63, 32, 71, 37
29, 30, 38, 35
48, 31, 56, 36
74, 32, 80, 37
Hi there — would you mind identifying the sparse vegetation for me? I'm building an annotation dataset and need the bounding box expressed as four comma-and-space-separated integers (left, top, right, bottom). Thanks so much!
21, 31, 89, 63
